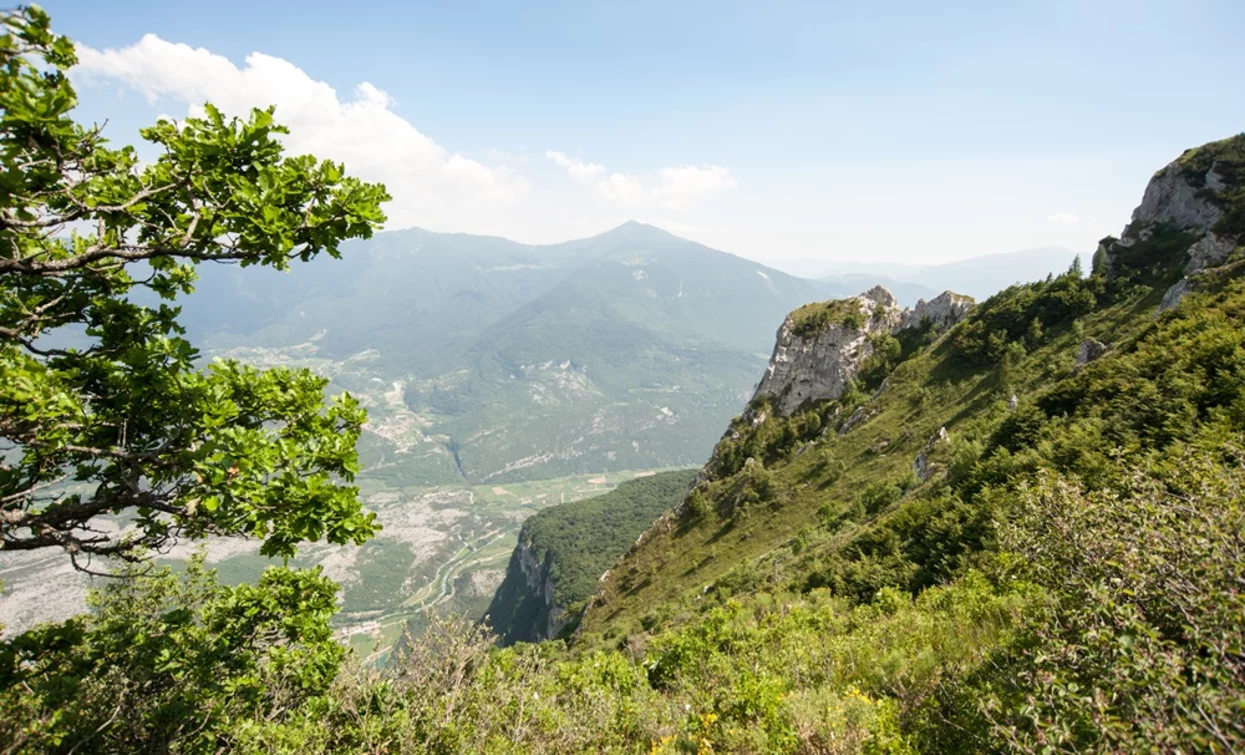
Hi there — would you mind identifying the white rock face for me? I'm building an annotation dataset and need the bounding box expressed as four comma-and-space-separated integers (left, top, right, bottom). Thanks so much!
1124, 162, 1225, 235
900, 291, 976, 333
1184, 233, 1238, 274
753, 288, 900, 416
1100, 149, 1241, 315
753, 286, 974, 417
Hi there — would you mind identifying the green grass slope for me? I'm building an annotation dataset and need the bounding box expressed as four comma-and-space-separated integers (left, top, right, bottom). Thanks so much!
579, 129, 1245, 634
11, 136, 1245, 754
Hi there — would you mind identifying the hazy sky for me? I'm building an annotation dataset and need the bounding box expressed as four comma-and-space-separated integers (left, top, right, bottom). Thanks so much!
44, 0, 1245, 266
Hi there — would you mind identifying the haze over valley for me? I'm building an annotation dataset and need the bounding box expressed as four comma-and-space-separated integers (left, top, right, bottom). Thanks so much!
5, 4, 1245, 751
0, 217, 1084, 649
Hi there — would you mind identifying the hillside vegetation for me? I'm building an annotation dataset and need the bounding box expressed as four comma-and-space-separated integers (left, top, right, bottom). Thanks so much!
486, 469, 697, 645
3, 22, 1243, 748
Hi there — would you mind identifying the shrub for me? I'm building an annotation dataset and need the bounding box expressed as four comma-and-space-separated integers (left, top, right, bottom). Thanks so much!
0, 557, 344, 753
963, 447, 1245, 752
860, 481, 902, 515
952, 272, 1102, 365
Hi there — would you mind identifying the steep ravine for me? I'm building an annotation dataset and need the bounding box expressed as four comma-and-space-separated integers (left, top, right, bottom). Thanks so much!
485, 537, 567, 645
485, 470, 697, 645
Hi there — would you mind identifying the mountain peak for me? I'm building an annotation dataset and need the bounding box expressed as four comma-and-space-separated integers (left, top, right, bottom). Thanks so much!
598, 219, 678, 242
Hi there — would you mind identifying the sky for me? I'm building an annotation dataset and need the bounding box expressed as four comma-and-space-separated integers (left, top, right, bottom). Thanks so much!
39, 0, 1245, 269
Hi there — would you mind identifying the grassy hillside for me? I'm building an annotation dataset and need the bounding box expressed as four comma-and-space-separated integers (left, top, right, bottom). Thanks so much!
486, 469, 697, 645
580, 258, 1159, 637
7, 135, 1245, 753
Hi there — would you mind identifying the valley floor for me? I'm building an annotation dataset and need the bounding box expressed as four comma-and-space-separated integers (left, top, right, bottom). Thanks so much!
0, 467, 688, 659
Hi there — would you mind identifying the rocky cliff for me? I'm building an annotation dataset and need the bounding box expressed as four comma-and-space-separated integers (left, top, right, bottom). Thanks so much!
1098, 133, 1245, 312
753, 286, 902, 416
485, 536, 567, 646
900, 290, 976, 332
753, 286, 974, 417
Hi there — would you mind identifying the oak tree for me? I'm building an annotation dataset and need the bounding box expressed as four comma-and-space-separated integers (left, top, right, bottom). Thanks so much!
0, 6, 391, 568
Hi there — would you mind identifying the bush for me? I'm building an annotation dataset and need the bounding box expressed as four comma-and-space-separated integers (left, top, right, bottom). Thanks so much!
859, 333, 903, 389
860, 481, 902, 515
952, 272, 1102, 365
959, 447, 1245, 752
0, 557, 344, 753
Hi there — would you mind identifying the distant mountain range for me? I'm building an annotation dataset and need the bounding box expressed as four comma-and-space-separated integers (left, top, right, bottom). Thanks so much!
774, 246, 1086, 302
176, 223, 1085, 485
179, 222, 835, 484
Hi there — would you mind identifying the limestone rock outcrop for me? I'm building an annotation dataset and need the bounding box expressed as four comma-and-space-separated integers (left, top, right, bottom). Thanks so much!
752, 287, 974, 417
1122, 161, 1226, 237
753, 287, 901, 416
1075, 338, 1108, 369
1184, 233, 1237, 274
1099, 136, 1244, 313
486, 537, 570, 646
900, 291, 976, 333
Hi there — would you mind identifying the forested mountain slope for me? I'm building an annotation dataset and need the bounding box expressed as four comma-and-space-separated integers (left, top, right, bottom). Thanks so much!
485, 469, 697, 645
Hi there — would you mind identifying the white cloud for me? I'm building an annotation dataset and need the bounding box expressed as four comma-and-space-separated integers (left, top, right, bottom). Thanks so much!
654, 165, 736, 209
74, 34, 738, 244
1047, 212, 1080, 225
583, 162, 735, 209
597, 172, 652, 205
73, 34, 529, 231
545, 150, 605, 182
